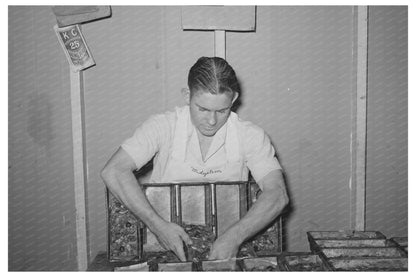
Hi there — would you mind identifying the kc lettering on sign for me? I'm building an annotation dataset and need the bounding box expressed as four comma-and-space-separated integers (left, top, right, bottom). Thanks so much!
54, 24, 95, 72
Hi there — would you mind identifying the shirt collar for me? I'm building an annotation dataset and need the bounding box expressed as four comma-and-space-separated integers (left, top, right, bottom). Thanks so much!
186, 107, 229, 162
186, 107, 228, 140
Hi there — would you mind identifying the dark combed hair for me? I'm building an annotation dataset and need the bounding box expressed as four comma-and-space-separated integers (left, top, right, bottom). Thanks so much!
188, 57, 240, 96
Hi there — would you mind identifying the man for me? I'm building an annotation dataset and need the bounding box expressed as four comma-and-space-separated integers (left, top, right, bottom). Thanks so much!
101, 57, 289, 261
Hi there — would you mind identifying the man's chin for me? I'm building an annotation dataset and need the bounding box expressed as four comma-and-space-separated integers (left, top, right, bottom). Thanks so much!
200, 129, 217, 137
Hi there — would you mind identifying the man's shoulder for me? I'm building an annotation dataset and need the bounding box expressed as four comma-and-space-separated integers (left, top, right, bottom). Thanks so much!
129, 107, 184, 144
231, 112, 266, 135
145, 106, 184, 127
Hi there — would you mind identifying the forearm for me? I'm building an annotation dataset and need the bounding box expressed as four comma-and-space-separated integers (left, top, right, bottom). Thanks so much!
101, 168, 165, 233
225, 170, 288, 245
230, 191, 286, 245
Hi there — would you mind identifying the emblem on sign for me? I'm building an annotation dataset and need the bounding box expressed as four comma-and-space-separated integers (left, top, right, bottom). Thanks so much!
54, 24, 95, 72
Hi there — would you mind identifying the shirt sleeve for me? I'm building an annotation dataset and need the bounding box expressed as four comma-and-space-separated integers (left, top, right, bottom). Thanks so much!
243, 123, 282, 186
121, 114, 170, 170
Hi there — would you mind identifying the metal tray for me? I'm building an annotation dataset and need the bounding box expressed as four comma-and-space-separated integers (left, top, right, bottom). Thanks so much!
313, 239, 391, 248
107, 181, 283, 263
114, 262, 149, 271
240, 256, 279, 271
278, 252, 331, 271
328, 257, 408, 271
143, 250, 181, 271
308, 231, 386, 240
106, 192, 141, 262
307, 231, 389, 253
321, 246, 406, 258
201, 258, 241, 271
156, 262, 194, 271
390, 237, 408, 253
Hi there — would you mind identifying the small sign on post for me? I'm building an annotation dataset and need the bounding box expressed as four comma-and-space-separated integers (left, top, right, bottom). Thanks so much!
54, 24, 95, 72
181, 6, 256, 59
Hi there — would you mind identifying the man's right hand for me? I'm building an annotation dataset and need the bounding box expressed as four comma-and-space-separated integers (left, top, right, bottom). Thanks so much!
154, 220, 192, 261
101, 149, 192, 261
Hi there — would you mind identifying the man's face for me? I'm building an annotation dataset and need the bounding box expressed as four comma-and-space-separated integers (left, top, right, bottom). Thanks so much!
188, 90, 237, 137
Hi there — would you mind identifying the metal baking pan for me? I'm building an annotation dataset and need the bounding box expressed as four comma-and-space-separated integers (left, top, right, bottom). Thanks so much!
201, 258, 241, 271
143, 250, 181, 271
278, 252, 331, 271
313, 239, 391, 248
107, 180, 283, 263
389, 237, 408, 253
307, 231, 389, 253
156, 262, 194, 271
106, 191, 141, 262
114, 262, 149, 271
240, 256, 279, 271
307, 231, 386, 240
328, 257, 408, 271
321, 246, 407, 258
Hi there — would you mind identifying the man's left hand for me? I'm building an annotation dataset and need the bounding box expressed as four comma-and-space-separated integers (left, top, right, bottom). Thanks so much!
208, 232, 241, 260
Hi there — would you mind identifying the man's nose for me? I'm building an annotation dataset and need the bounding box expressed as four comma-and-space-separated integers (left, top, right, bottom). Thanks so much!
208, 112, 217, 126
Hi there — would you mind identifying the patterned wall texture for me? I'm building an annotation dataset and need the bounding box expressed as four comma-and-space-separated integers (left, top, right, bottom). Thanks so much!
82, 6, 357, 254
227, 6, 355, 251
8, 7, 78, 270
8, 5, 408, 270
366, 6, 408, 237
81, 6, 215, 261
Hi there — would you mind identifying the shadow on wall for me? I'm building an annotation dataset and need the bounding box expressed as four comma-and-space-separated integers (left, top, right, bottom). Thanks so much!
26, 93, 54, 148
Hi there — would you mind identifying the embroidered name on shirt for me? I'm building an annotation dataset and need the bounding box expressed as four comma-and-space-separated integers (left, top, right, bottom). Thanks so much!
191, 166, 222, 177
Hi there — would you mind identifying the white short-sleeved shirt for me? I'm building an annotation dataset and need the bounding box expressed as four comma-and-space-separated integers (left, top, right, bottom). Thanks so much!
121, 106, 282, 186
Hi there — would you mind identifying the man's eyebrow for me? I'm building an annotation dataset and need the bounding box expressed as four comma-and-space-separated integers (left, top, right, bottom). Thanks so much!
195, 103, 231, 112
218, 107, 231, 111
195, 103, 207, 110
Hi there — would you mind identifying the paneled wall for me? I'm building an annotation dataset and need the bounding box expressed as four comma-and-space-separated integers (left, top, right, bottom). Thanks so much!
81, 6, 215, 260
366, 6, 407, 237
228, 6, 355, 249
83, 6, 356, 255
8, 6, 77, 270
8, 6, 407, 270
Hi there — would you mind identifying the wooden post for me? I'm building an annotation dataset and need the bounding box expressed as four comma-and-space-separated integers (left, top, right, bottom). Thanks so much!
70, 71, 89, 270
352, 6, 368, 231
214, 30, 226, 59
